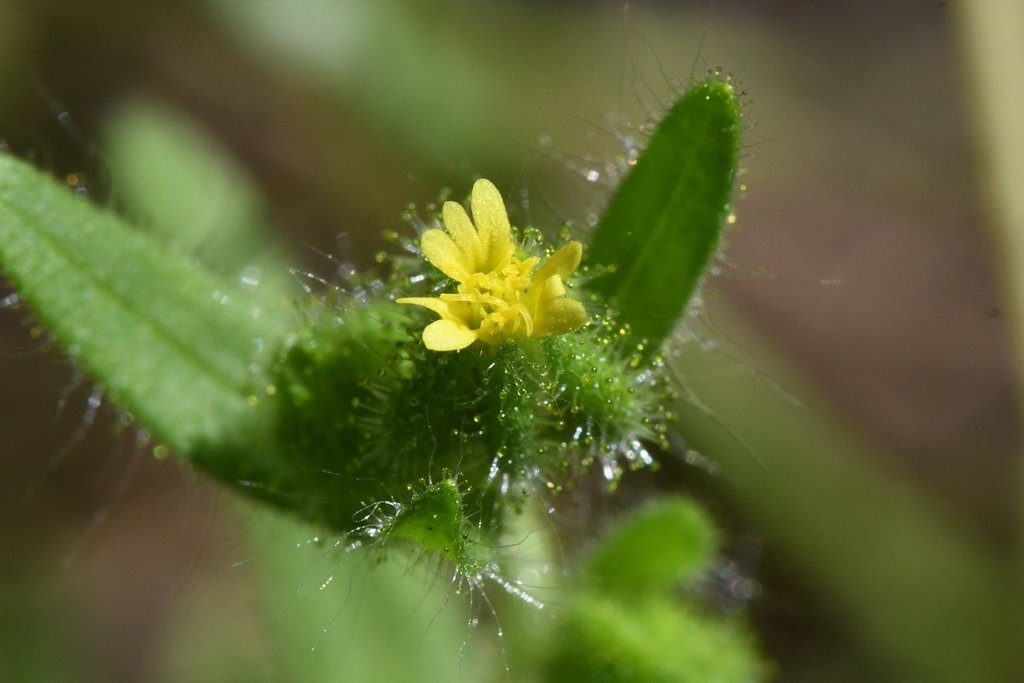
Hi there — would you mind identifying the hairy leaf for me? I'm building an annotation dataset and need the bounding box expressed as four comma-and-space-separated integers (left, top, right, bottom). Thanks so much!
587, 79, 741, 355
0, 154, 288, 454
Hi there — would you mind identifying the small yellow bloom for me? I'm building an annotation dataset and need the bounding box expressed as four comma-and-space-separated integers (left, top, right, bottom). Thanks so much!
398, 179, 588, 351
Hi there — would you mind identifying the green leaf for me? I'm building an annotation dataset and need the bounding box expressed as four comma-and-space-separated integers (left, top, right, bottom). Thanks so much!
386, 478, 468, 562
544, 499, 759, 683
0, 153, 288, 455
102, 100, 264, 267
101, 99, 294, 297
586, 79, 741, 355
669, 322, 1024, 681
582, 499, 717, 599
227, 501, 482, 683
545, 594, 760, 683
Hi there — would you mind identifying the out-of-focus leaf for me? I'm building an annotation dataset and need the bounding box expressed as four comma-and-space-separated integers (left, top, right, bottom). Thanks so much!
586, 79, 740, 355
102, 100, 293, 296
542, 499, 759, 683
545, 595, 759, 683
202, 0, 518, 166
582, 498, 717, 598
241, 502, 482, 683
670, 309, 1023, 682
0, 584, 79, 683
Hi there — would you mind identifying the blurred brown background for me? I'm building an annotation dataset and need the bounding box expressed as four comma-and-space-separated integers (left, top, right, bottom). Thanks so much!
0, 1, 1016, 681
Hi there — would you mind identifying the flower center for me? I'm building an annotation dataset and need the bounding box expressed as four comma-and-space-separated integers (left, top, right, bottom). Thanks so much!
440, 257, 538, 344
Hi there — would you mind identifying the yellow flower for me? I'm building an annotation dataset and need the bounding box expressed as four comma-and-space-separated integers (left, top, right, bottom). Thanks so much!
397, 179, 588, 351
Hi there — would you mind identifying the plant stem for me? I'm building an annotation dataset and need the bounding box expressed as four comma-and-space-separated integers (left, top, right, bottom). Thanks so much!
953, 1, 1024, 579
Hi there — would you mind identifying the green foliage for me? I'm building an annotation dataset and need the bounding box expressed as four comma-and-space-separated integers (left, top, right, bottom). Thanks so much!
264, 292, 670, 540
386, 478, 468, 560
0, 154, 286, 455
586, 79, 741, 355
544, 500, 760, 683
581, 498, 718, 598
4, 4, 1022, 681
0, 151, 674, 548
102, 100, 282, 278
241, 503, 481, 683
0, 77, 758, 680
546, 597, 758, 683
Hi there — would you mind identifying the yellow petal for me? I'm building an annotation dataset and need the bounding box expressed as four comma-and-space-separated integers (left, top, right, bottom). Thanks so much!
533, 297, 588, 337
442, 201, 484, 270
422, 319, 478, 351
524, 241, 582, 315
420, 230, 471, 281
470, 178, 513, 270
516, 255, 541, 276
395, 296, 456, 318
533, 241, 582, 283
538, 273, 567, 300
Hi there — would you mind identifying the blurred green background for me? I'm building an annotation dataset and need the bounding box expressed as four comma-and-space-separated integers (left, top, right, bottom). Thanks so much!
1, 1, 1019, 681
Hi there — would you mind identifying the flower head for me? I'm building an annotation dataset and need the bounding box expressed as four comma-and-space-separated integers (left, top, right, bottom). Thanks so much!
398, 179, 588, 351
